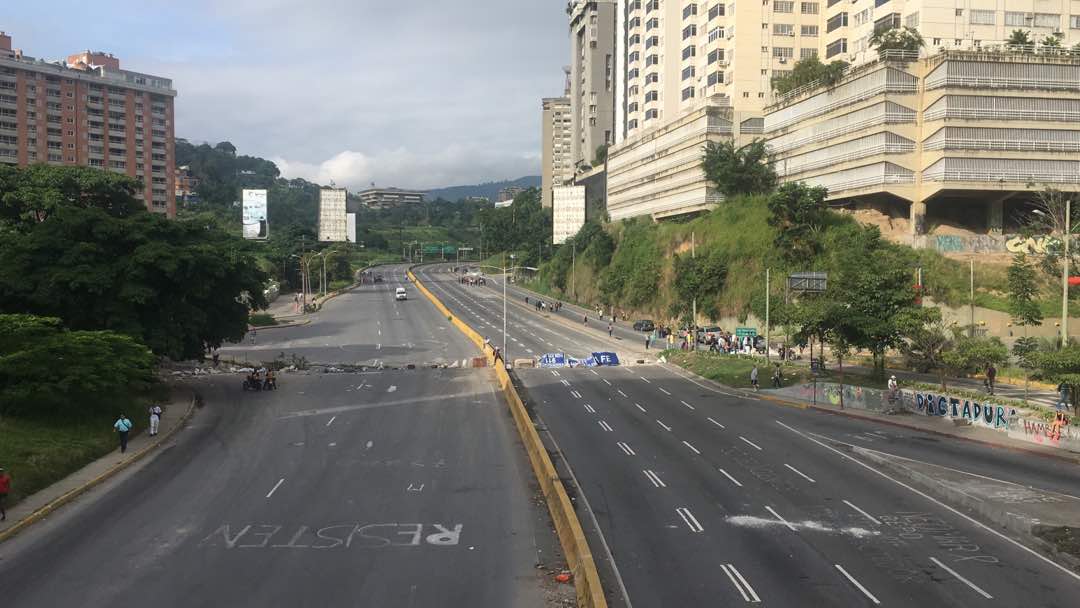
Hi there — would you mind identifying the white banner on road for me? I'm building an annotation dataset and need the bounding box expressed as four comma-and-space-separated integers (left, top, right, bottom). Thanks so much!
242, 189, 268, 240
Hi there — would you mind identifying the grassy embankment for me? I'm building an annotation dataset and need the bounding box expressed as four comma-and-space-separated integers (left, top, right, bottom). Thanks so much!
530, 195, 1073, 324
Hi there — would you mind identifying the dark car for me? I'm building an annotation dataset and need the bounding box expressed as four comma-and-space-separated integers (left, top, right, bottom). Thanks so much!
374, 274, 384, 283
633, 320, 656, 332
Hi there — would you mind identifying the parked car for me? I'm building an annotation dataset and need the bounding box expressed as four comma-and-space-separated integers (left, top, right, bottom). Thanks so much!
395, 287, 408, 301
633, 320, 656, 332
702, 326, 723, 340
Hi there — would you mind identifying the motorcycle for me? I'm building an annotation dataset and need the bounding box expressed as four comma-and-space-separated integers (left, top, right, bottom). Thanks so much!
242, 377, 263, 391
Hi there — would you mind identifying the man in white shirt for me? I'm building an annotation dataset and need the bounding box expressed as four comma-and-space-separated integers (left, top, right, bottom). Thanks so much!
148, 404, 164, 436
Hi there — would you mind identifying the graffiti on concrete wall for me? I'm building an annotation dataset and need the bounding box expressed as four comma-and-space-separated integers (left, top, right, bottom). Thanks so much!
1005, 236, 1057, 255
1006, 416, 1079, 450
913, 393, 1014, 430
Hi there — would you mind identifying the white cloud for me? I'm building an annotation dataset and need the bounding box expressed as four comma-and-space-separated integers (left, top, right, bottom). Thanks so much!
272, 145, 539, 191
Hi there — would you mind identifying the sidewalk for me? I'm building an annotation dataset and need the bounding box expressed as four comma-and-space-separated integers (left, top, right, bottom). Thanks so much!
0, 388, 198, 543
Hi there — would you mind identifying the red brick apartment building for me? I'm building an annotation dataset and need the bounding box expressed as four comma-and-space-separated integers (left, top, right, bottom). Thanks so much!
0, 32, 177, 216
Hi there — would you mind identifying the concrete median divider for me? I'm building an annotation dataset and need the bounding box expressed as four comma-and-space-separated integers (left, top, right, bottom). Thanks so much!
408, 268, 607, 608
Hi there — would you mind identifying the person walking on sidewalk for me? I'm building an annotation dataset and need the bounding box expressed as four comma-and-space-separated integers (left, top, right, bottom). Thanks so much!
148, 404, 164, 437
0, 467, 11, 521
986, 364, 997, 395
114, 414, 133, 454
645, 334, 651, 350
750, 365, 759, 391
608, 322, 613, 338
772, 364, 783, 388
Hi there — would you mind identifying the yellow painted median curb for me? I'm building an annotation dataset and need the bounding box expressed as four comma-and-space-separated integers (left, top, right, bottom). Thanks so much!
0, 390, 199, 544
409, 268, 608, 608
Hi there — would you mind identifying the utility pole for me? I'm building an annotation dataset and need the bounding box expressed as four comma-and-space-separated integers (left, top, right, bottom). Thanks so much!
1064, 198, 1072, 348
969, 259, 975, 337
691, 232, 697, 338
765, 268, 771, 363
572, 242, 576, 301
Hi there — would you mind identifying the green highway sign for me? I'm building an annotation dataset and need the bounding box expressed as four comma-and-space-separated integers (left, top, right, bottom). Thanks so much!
735, 327, 757, 338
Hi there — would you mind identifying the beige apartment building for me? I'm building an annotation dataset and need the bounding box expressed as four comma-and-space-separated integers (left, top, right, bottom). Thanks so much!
765, 48, 1080, 247
569, 1, 618, 170
606, 0, 1080, 225
541, 94, 574, 208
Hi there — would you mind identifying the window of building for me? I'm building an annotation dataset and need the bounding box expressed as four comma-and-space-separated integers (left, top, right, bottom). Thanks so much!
645, 91, 658, 102
629, 16, 641, 28
683, 3, 698, 19
683, 25, 697, 40
628, 102, 639, 113
1004, 12, 1029, 27
905, 12, 919, 28
682, 66, 695, 80
774, 1, 794, 14
874, 13, 900, 33
629, 51, 640, 63
873, 0, 888, 7
628, 68, 640, 80
932, 37, 941, 46
801, 25, 819, 36
682, 86, 695, 100
708, 3, 725, 20
682, 45, 696, 60
826, 38, 848, 58
707, 71, 722, 86
708, 48, 725, 63
773, 47, 794, 59
646, 36, 660, 49
801, 2, 818, 14
1072, 15, 1080, 29
774, 23, 794, 36
645, 109, 658, 120
645, 0, 659, 12
48, 153, 63, 163
646, 54, 659, 66
709, 27, 724, 42
970, 10, 995, 25
743, 92, 749, 98
646, 18, 659, 30
801, 48, 817, 59
1034, 13, 1060, 28
628, 119, 638, 130
827, 12, 848, 33
646, 72, 660, 84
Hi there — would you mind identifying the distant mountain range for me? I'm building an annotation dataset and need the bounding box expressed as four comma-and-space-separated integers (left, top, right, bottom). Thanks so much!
426, 176, 540, 202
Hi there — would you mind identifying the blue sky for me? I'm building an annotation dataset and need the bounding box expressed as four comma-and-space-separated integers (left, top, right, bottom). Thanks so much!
3, 0, 570, 189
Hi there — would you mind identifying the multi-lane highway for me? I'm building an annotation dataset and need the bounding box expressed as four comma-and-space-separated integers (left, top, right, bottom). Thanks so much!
416, 263, 1080, 607
0, 264, 568, 607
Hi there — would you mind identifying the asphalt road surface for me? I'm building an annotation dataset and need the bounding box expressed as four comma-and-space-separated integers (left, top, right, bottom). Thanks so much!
418, 263, 1080, 607
0, 264, 566, 608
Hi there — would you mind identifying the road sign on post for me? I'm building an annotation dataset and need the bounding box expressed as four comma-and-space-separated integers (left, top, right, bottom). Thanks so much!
735, 327, 758, 338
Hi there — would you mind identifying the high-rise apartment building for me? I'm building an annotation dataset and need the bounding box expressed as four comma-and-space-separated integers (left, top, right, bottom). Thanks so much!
541, 94, 573, 208
569, 1, 618, 170
0, 32, 177, 216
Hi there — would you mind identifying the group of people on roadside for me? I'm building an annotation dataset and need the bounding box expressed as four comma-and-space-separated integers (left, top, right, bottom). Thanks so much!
245, 368, 277, 390
749, 364, 785, 390
525, 296, 562, 313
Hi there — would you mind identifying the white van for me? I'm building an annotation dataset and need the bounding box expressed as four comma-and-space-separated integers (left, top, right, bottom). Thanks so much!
395, 287, 408, 301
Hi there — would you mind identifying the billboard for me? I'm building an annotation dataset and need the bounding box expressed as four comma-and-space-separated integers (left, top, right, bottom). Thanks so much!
241, 189, 268, 240
552, 185, 585, 245
346, 213, 357, 244
319, 188, 348, 242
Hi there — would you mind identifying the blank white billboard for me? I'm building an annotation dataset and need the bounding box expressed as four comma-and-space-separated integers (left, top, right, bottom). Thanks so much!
319, 188, 348, 242
552, 186, 585, 245
242, 189, 268, 240
347, 213, 357, 244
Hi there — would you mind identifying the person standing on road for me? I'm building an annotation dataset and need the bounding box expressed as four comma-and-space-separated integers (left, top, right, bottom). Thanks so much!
148, 404, 163, 437
0, 467, 11, 521
608, 323, 613, 338
645, 334, 651, 350
772, 364, 782, 388
114, 414, 133, 454
986, 364, 997, 395
750, 365, 759, 391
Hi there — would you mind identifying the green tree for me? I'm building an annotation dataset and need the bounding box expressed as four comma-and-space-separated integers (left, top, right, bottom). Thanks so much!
1042, 35, 1062, 49
671, 251, 728, 321
1008, 30, 1032, 47
869, 27, 925, 57
1007, 252, 1045, 400
594, 144, 609, 165
702, 139, 778, 198
0, 314, 156, 419
0, 164, 146, 227
771, 56, 849, 94
1031, 347, 1080, 409
897, 307, 956, 390
767, 182, 829, 263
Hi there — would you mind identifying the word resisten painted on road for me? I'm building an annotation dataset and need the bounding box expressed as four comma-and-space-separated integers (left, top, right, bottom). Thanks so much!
199, 523, 463, 550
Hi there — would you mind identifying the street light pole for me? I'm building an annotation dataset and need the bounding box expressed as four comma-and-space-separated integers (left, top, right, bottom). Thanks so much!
503, 253, 509, 367
1064, 198, 1072, 348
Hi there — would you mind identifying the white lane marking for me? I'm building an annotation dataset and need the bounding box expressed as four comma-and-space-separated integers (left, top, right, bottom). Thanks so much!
764, 506, 797, 532
707, 417, 725, 429
617, 442, 636, 456
526, 349, 534, 354
640, 376, 651, 384
365, 440, 373, 450
551, 370, 561, 377
378, 329, 382, 336
570, 390, 583, 399
658, 387, 671, 396
739, 436, 763, 451
721, 564, 762, 603
617, 389, 628, 398
676, 507, 704, 533
682, 440, 701, 455
598, 420, 614, 432
603, 379, 612, 386
834, 564, 880, 605
635, 403, 647, 413
643, 469, 667, 488
326, 416, 337, 427
929, 557, 994, 599
266, 478, 285, 499
656, 419, 672, 432
842, 500, 881, 526
387, 385, 397, 393
719, 468, 743, 487
590, 369, 599, 376
680, 400, 695, 410
584, 403, 596, 414
561, 379, 571, 386
776, 419, 1080, 584
784, 463, 816, 483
